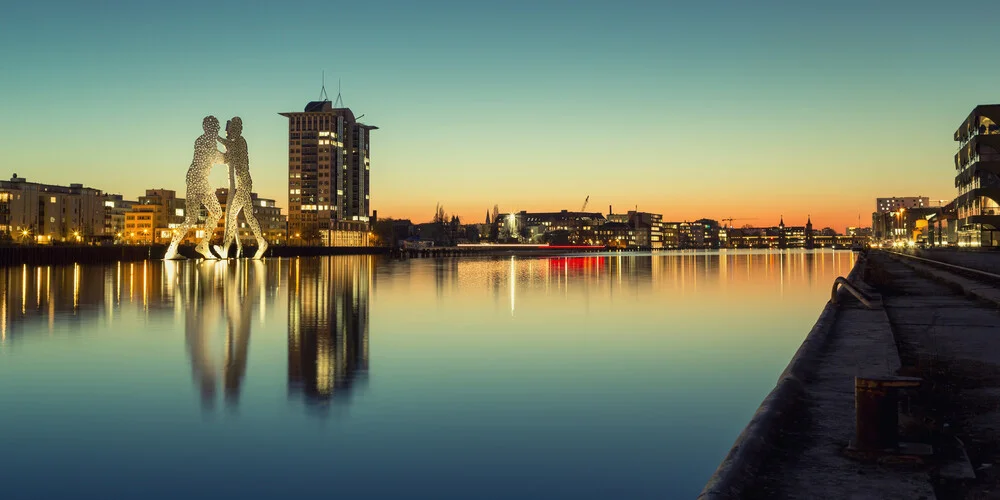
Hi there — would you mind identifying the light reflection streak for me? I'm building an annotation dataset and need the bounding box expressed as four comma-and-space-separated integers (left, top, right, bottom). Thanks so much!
21, 264, 26, 314
73, 264, 80, 311
1, 287, 7, 343
142, 261, 148, 311
510, 256, 516, 316
780, 251, 784, 297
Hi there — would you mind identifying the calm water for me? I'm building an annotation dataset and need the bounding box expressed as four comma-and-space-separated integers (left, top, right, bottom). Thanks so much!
0, 250, 856, 499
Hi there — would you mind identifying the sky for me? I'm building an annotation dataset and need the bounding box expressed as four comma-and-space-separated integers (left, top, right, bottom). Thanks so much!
0, 0, 996, 231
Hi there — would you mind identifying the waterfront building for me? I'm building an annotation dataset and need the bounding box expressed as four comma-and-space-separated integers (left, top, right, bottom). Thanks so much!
496, 210, 607, 244
280, 98, 376, 247
608, 211, 663, 249
596, 221, 635, 248
102, 194, 135, 240
873, 196, 934, 242
846, 227, 872, 238
677, 222, 703, 249
954, 104, 1000, 246
776, 216, 812, 248
213, 188, 287, 245
695, 219, 720, 249
876, 197, 929, 213
676, 220, 720, 249
124, 189, 189, 244
0, 174, 106, 243
661, 222, 680, 249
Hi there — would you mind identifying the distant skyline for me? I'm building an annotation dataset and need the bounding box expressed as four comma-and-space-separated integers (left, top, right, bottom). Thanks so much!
2, 0, 992, 231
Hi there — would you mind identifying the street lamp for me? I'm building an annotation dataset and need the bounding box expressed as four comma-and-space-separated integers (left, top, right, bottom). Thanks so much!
898, 208, 906, 245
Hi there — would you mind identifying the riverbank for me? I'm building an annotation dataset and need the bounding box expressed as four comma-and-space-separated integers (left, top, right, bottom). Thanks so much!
700, 249, 1000, 499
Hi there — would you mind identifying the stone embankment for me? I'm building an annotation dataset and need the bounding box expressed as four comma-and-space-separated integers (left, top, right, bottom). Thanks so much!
700, 249, 1000, 499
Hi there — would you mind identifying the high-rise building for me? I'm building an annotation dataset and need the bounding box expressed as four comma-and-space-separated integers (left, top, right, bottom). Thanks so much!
954, 105, 1000, 247
280, 100, 377, 245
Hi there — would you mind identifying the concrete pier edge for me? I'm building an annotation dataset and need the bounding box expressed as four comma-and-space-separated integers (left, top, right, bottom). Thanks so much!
697, 253, 867, 499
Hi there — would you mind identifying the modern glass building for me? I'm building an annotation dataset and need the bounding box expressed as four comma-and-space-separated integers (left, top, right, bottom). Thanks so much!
954, 105, 1000, 247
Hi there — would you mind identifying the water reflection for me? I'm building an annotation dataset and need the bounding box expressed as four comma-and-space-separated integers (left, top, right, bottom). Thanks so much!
0, 257, 376, 414
175, 260, 264, 410
0, 250, 861, 499
424, 249, 855, 316
287, 256, 371, 410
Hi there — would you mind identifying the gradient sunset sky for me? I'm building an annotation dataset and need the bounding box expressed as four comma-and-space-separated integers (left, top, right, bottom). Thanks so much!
1, 0, 995, 231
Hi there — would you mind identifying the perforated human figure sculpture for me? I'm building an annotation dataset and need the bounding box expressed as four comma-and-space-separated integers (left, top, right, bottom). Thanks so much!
165, 116, 225, 260
213, 117, 268, 259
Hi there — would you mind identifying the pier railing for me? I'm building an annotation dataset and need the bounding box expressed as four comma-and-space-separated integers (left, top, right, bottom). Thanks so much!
831, 276, 878, 309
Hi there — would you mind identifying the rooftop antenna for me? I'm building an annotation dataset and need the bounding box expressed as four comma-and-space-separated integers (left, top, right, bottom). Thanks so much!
319, 71, 330, 101
333, 78, 344, 108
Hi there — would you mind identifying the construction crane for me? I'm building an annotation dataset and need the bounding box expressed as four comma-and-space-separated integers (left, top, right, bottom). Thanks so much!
581, 195, 590, 212
721, 217, 758, 229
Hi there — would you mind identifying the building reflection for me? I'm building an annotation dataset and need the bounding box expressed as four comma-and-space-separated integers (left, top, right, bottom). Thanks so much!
439, 249, 857, 313
287, 255, 372, 410
0, 261, 176, 342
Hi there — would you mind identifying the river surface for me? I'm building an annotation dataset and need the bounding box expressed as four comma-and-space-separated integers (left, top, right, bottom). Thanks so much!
0, 249, 856, 499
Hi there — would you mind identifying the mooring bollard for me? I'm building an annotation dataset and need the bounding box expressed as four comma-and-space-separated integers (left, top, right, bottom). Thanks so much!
853, 376, 921, 451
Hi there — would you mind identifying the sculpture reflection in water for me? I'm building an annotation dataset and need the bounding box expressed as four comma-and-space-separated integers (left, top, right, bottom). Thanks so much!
287, 256, 372, 412
166, 259, 265, 410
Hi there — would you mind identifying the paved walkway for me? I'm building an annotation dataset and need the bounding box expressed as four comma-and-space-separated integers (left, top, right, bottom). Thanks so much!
704, 250, 1000, 499
744, 260, 936, 499
874, 252, 1000, 499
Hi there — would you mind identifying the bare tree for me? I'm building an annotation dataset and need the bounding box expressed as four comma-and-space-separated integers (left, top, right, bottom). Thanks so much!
433, 203, 448, 224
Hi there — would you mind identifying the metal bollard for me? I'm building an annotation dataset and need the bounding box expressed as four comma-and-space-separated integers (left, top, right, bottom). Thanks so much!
853, 376, 921, 451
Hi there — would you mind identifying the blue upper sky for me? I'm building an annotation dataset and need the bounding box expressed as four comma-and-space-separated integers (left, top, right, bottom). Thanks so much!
0, 0, 994, 228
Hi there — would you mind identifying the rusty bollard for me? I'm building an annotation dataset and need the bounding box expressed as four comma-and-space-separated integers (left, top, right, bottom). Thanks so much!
853, 376, 921, 451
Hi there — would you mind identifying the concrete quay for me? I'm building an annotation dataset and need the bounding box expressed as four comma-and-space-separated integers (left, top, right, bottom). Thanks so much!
700, 250, 1000, 499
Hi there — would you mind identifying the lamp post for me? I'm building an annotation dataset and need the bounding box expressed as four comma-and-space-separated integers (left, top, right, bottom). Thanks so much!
899, 208, 906, 245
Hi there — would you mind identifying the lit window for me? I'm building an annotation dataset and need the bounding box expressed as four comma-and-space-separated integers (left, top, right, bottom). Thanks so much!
50, 197, 57, 203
